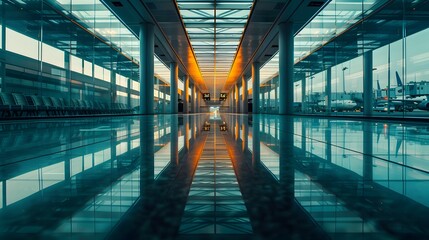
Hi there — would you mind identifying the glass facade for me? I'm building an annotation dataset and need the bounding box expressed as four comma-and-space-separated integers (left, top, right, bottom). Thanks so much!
0, 0, 172, 114
254, 0, 429, 118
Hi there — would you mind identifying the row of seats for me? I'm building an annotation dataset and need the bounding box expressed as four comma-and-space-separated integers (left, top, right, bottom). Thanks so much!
0, 92, 134, 117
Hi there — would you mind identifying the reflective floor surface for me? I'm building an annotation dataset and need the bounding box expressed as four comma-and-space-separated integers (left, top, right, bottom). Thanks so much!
1, 114, 429, 239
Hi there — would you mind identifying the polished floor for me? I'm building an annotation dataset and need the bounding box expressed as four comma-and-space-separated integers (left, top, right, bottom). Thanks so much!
0, 114, 429, 239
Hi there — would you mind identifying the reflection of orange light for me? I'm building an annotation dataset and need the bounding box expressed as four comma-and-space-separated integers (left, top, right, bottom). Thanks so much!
223, 48, 244, 92
187, 47, 208, 93
185, 122, 190, 150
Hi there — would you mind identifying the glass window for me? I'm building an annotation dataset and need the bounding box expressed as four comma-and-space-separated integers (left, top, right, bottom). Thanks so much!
84, 60, 93, 77
70, 55, 83, 73
6, 28, 39, 61
42, 43, 65, 68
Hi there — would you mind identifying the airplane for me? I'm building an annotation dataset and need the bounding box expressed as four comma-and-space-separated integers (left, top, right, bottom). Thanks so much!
417, 100, 429, 110
374, 71, 428, 111
392, 71, 427, 102
317, 99, 358, 112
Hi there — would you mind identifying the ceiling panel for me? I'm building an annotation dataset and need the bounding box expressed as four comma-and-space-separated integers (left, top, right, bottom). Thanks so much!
177, 0, 254, 99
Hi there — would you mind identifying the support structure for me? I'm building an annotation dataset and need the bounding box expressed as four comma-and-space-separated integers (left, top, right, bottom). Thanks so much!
235, 84, 239, 113
139, 22, 154, 114
252, 62, 260, 114
232, 86, 236, 113
195, 90, 199, 113
363, 50, 373, 116
325, 68, 332, 114
191, 83, 195, 113
242, 75, 248, 113
170, 62, 178, 114
184, 75, 189, 113
261, 87, 265, 113
301, 77, 306, 113
241, 116, 248, 152
278, 21, 294, 115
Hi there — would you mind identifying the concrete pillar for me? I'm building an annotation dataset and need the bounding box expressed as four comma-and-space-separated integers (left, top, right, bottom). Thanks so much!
279, 21, 294, 115
363, 50, 373, 116
267, 85, 271, 113
230, 89, 233, 113
184, 75, 189, 114
191, 83, 195, 113
261, 87, 265, 113
252, 62, 260, 114
162, 86, 166, 114
235, 84, 239, 113
242, 76, 248, 113
231, 88, 234, 113
64, 51, 71, 104
127, 77, 131, 109
139, 23, 154, 114
170, 62, 178, 114
0, 8, 5, 93
156, 78, 161, 113
2, 181, 6, 208
325, 68, 332, 114
195, 90, 199, 113
301, 77, 306, 113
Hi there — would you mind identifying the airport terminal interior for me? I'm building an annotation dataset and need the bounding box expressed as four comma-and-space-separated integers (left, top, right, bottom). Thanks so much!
1, 0, 429, 239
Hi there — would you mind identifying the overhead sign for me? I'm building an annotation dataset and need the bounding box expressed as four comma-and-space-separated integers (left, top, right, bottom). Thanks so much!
203, 93, 210, 101
220, 93, 227, 101
203, 121, 211, 131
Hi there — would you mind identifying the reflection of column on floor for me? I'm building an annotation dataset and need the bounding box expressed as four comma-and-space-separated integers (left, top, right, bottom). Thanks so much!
235, 84, 240, 113
252, 115, 260, 166
184, 115, 190, 151
111, 130, 117, 170
363, 122, 373, 181
241, 115, 248, 152
326, 120, 332, 162
140, 116, 154, 196
301, 119, 306, 152
235, 116, 239, 141
275, 117, 279, 140
192, 115, 196, 141
279, 116, 295, 203
170, 115, 179, 165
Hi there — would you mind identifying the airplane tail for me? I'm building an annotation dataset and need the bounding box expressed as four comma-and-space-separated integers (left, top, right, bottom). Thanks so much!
395, 71, 403, 87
